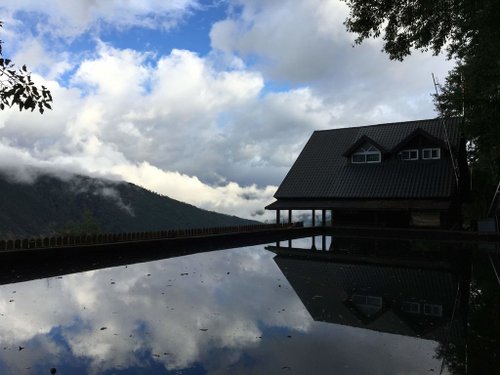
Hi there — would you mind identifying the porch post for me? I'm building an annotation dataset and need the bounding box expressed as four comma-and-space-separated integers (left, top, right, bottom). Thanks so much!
312, 209, 316, 226
288, 209, 292, 224
330, 210, 334, 226
276, 209, 280, 224
322, 209, 326, 226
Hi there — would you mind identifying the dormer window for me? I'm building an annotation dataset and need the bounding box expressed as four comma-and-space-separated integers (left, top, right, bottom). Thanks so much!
351, 145, 381, 164
400, 149, 418, 161
422, 148, 441, 160
352, 294, 383, 316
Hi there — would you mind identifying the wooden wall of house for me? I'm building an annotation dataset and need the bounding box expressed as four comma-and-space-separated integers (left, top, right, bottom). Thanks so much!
331, 210, 411, 228
331, 208, 463, 229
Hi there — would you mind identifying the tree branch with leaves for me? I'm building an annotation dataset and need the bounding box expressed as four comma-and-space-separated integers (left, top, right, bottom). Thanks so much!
0, 21, 52, 113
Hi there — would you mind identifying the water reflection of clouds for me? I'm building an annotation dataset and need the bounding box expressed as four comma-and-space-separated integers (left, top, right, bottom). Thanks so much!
0, 245, 449, 374
278, 236, 333, 250
0, 246, 310, 373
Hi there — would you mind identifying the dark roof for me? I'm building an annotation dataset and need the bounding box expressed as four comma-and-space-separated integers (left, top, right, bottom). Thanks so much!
266, 199, 451, 210
273, 117, 462, 200
273, 255, 458, 341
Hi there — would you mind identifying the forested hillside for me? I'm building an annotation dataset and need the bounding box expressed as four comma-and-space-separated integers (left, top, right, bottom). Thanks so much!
0, 172, 258, 238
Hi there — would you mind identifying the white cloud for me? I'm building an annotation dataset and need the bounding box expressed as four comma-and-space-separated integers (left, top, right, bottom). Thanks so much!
110, 161, 277, 219
72, 43, 151, 98
210, 0, 454, 122
10, 38, 73, 80
210, 0, 352, 83
0, 0, 200, 39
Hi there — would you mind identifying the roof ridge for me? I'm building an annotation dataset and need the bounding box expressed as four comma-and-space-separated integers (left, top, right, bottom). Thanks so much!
313, 116, 462, 133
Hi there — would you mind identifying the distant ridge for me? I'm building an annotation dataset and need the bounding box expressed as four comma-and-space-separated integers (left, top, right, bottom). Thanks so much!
0, 172, 258, 238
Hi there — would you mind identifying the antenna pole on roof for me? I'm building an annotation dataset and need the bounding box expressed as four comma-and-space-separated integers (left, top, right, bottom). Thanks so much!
432, 73, 460, 188
487, 179, 500, 219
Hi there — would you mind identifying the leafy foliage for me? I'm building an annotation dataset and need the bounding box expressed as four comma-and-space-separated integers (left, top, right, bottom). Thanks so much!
343, 0, 500, 214
0, 21, 53, 113
343, 0, 483, 61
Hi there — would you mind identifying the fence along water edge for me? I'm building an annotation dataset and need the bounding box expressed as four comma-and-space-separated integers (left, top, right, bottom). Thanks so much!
0, 223, 295, 252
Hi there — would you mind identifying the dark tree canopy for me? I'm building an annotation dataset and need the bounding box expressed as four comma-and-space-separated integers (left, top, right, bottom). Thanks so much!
0, 21, 52, 113
343, 0, 500, 211
343, 0, 484, 61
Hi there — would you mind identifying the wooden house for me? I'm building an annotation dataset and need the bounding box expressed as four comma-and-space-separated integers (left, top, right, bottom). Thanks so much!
266, 118, 468, 228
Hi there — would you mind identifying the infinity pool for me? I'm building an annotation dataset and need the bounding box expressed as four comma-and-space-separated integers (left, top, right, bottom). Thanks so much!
0, 236, 498, 374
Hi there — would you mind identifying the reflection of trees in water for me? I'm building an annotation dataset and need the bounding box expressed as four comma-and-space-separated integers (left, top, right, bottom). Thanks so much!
435, 255, 469, 375
435, 323, 466, 374
466, 253, 500, 375
435, 344, 464, 375
435, 250, 500, 375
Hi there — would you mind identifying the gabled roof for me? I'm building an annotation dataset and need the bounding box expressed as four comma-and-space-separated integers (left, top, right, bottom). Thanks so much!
273, 117, 463, 200
391, 127, 447, 154
342, 135, 387, 157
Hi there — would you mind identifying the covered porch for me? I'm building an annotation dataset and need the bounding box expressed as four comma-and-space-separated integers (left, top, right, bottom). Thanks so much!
265, 199, 453, 228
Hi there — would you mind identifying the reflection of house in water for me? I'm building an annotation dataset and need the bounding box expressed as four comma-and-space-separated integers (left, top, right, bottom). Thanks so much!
268, 238, 468, 346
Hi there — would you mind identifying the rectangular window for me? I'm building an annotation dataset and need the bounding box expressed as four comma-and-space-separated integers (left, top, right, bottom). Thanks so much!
422, 148, 441, 160
366, 153, 381, 163
423, 303, 443, 317
352, 294, 382, 307
352, 154, 365, 163
366, 296, 382, 307
400, 149, 418, 161
351, 144, 381, 164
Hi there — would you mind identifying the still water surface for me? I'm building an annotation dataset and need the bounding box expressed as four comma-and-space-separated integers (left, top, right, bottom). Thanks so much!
0, 236, 498, 374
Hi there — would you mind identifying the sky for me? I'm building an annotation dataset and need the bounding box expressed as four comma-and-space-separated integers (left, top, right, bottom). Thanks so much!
0, 0, 454, 221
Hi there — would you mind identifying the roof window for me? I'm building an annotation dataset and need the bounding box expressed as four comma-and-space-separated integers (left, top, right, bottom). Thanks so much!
351, 145, 381, 164
423, 303, 443, 317
422, 148, 441, 160
399, 149, 419, 161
